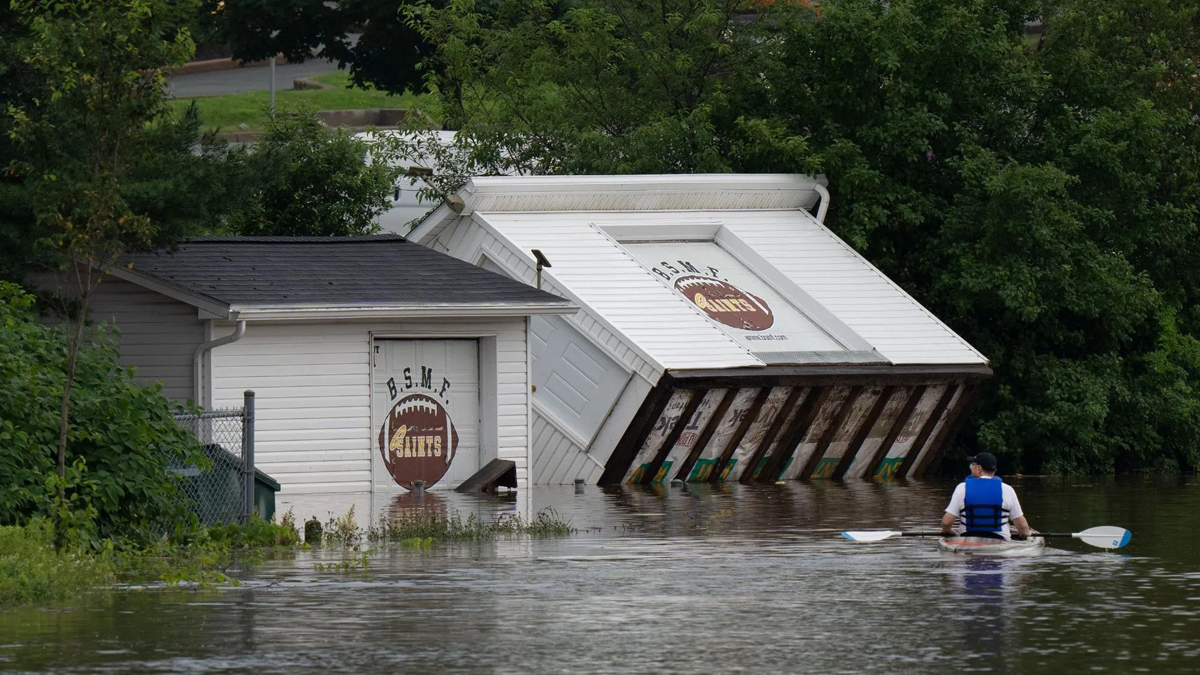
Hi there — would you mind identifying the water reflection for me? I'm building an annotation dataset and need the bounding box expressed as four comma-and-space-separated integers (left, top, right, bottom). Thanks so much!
0, 477, 1197, 673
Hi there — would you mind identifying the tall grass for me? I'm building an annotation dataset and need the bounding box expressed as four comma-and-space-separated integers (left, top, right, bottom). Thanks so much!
0, 521, 115, 608
366, 508, 574, 544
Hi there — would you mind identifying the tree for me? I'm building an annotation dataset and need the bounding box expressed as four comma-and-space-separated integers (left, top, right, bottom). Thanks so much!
0, 6, 247, 282
406, 0, 1200, 473
4, 0, 200, 505
412, 0, 766, 173
0, 282, 203, 541
223, 107, 403, 236
198, 0, 440, 96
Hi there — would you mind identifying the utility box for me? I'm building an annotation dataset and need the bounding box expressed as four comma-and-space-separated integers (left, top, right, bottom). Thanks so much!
253, 469, 280, 522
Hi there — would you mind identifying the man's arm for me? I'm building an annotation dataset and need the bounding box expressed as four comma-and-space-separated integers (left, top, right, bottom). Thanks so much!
1012, 515, 1035, 538
942, 483, 965, 534
940, 511, 957, 534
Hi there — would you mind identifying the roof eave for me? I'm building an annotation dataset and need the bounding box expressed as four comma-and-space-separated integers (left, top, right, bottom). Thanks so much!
229, 302, 577, 322
101, 264, 233, 319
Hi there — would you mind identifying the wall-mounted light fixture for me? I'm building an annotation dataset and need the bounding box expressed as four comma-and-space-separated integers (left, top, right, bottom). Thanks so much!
531, 249, 552, 289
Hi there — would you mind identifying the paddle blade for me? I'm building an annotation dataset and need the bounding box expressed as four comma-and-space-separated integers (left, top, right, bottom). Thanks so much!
840, 530, 902, 543
1074, 526, 1132, 549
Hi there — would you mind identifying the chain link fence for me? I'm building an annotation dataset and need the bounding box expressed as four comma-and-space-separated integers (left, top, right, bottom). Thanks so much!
171, 392, 257, 526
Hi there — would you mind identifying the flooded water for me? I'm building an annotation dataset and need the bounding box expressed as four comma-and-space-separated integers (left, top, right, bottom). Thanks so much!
2, 476, 1198, 673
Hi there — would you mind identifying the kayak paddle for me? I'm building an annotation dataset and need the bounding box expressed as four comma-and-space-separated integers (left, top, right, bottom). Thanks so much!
840, 526, 1131, 550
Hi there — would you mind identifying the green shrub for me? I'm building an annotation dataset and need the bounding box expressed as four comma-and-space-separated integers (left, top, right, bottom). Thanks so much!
0, 282, 204, 542
0, 520, 114, 608
206, 516, 301, 548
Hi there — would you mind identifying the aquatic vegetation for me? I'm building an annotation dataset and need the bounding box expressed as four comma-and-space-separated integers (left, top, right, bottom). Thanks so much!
0, 520, 114, 608
116, 515, 302, 588
319, 505, 363, 548
314, 551, 371, 574
366, 508, 574, 543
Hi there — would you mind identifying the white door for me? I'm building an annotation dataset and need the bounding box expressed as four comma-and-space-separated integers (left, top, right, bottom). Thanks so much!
372, 339, 479, 491
529, 314, 628, 444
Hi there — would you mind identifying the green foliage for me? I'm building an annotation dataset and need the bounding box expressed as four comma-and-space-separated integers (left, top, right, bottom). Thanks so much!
314, 551, 371, 574
5, 0, 201, 269
222, 107, 403, 236
411, 0, 1200, 474
198, 0, 440, 97
0, 520, 115, 608
205, 516, 301, 548
0, 3, 245, 281
116, 515, 301, 588
0, 282, 204, 541
366, 507, 575, 542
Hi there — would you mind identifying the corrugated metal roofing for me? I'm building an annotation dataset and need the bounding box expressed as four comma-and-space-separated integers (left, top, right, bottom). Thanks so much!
717, 211, 986, 365
477, 213, 764, 371
471, 207, 986, 367
408, 173, 987, 368
118, 235, 572, 310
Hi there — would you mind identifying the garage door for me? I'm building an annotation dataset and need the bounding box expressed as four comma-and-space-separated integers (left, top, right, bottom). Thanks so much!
372, 339, 479, 490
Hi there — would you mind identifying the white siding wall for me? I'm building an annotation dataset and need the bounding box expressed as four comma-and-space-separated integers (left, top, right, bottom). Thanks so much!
87, 276, 204, 403
209, 318, 530, 495
531, 411, 604, 485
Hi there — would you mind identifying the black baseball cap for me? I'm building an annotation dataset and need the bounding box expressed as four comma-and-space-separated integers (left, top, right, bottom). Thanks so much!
967, 452, 997, 472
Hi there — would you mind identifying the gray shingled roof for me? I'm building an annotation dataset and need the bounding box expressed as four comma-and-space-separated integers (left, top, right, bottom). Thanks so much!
119, 235, 569, 309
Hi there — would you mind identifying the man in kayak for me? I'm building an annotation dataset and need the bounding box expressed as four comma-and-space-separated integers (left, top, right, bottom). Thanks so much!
940, 452, 1036, 540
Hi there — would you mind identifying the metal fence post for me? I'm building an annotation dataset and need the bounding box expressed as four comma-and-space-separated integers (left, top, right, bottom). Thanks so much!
243, 390, 256, 521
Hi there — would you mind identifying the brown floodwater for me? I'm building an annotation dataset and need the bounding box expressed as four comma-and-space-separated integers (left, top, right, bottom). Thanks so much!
1, 476, 1198, 673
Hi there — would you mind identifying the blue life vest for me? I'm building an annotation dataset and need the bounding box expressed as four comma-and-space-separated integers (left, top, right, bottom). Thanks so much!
961, 476, 1008, 533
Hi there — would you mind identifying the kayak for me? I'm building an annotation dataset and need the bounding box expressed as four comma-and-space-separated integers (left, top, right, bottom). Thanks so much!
937, 535, 1046, 557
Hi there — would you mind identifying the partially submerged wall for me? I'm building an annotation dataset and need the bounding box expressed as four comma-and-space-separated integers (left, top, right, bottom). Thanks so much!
601, 367, 987, 485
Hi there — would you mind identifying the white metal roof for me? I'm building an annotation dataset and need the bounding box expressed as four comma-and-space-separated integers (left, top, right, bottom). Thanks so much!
409, 174, 988, 369
716, 210, 986, 365
478, 212, 763, 371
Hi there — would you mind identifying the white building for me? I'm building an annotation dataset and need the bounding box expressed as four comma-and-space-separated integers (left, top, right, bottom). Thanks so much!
58, 236, 574, 515
402, 174, 991, 485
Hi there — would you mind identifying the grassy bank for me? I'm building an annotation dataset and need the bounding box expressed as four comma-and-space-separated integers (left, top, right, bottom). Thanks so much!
169, 71, 439, 133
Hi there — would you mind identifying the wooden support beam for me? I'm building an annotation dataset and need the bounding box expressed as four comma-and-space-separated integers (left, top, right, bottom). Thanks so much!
710, 388, 770, 482
831, 387, 896, 480
800, 386, 865, 480
862, 386, 925, 480
641, 389, 705, 485
758, 386, 829, 482
740, 387, 806, 484
597, 377, 674, 485
912, 384, 982, 477
895, 384, 960, 478
674, 388, 737, 483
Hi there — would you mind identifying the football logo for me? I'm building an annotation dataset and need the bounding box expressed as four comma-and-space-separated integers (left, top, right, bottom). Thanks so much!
377, 393, 459, 490
674, 275, 774, 331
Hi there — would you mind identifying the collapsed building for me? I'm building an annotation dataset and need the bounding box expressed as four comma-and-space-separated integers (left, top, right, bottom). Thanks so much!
404, 173, 991, 485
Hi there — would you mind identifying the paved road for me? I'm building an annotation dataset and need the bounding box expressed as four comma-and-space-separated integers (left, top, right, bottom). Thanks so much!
169, 58, 343, 98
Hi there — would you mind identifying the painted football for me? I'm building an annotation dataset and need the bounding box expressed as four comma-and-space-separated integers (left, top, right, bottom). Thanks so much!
673, 275, 774, 331
377, 393, 459, 490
